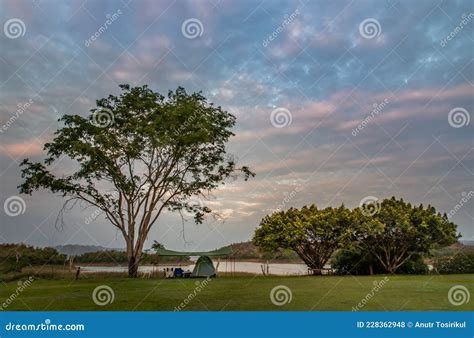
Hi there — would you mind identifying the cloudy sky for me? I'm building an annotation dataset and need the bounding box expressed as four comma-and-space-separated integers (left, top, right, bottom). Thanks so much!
0, 0, 473, 251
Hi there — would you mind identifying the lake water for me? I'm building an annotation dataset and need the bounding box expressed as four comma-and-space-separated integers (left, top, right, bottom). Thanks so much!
79, 261, 317, 276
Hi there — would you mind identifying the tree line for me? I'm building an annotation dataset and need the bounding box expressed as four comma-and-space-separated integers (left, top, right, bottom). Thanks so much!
0, 244, 66, 274
0, 243, 189, 277
253, 197, 459, 275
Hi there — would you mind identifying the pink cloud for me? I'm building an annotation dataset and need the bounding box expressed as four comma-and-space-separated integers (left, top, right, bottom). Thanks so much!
0, 140, 44, 158
336, 83, 473, 131
377, 83, 473, 103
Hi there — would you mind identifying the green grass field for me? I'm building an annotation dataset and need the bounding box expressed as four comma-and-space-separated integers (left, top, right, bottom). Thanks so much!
1, 274, 473, 311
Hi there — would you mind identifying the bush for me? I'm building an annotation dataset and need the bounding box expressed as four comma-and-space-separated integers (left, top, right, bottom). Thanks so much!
332, 249, 383, 275
434, 252, 474, 274
333, 249, 428, 275
0, 244, 66, 275
396, 255, 429, 275
74, 250, 189, 264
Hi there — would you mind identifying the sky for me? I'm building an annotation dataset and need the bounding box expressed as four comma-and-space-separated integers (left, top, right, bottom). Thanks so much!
0, 0, 473, 251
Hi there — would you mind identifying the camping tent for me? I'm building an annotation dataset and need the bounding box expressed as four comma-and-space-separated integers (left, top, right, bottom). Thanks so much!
154, 247, 232, 278
192, 256, 216, 277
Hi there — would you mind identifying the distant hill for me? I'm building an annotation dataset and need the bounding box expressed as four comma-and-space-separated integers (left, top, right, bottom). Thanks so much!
433, 241, 474, 257
55, 244, 124, 256
460, 240, 474, 246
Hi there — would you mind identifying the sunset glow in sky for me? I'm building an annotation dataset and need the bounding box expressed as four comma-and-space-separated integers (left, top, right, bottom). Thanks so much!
1, 0, 473, 250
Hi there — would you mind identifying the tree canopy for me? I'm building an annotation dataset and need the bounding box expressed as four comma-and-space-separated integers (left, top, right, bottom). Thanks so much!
354, 197, 458, 273
253, 205, 355, 273
19, 84, 253, 277
254, 197, 459, 275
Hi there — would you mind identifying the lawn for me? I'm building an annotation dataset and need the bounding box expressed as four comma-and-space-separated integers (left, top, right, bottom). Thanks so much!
1, 274, 473, 311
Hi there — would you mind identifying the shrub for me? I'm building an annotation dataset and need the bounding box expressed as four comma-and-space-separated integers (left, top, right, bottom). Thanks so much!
0, 244, 65, 275
396, 255, 429, 275
333, 249, 428, 275
332, 249, 384, 275
434, 252, 474, 274
74, 250, 189, 264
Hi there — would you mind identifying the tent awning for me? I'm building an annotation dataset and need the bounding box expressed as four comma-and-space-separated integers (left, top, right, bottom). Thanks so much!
154, 247, 232, 257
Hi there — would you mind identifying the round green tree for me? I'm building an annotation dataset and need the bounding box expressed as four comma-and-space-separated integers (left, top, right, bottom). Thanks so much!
253, 205, 356, 274
355, 197, 458, 274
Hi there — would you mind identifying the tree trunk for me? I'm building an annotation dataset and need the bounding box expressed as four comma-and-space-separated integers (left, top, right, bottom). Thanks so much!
306, 261, 324, 275
369, 264, 374, 275
128, 254, 139, 278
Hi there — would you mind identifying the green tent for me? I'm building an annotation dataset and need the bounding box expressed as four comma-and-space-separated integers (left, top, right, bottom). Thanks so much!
154, 247, 232, 278
192, 256, 216, 277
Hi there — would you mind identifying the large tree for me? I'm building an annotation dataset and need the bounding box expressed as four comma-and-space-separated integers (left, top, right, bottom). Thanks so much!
253, 205, 355, 274
355, 197, 458, 274
19, 85, 253, 277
